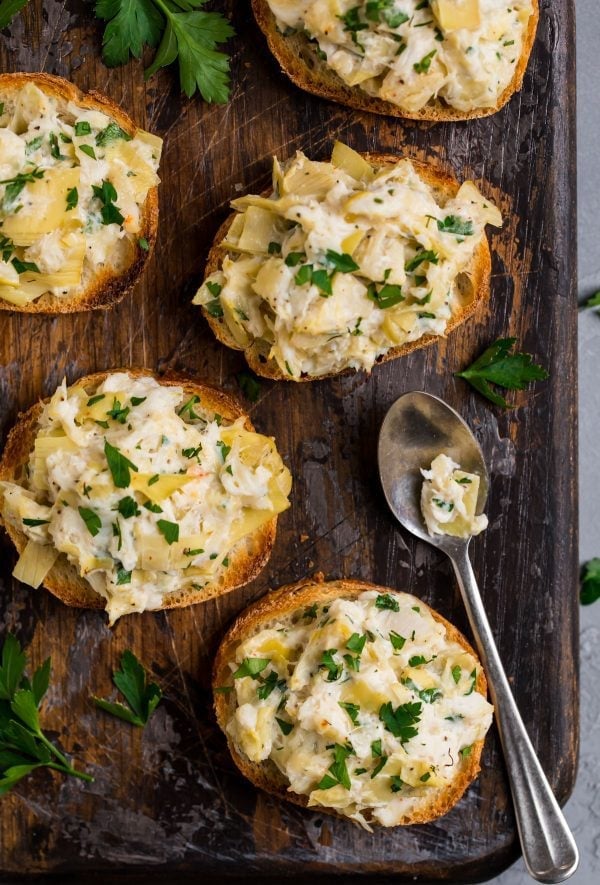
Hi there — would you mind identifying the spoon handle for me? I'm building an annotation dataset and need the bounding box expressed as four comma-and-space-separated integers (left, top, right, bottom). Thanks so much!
449, 545, 579, 884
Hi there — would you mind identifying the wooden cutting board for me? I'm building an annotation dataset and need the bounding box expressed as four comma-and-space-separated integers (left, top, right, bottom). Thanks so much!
0, 1, 578, 881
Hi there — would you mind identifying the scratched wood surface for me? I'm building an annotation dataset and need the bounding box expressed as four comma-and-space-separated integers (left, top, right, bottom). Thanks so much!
0, 1, 577, 882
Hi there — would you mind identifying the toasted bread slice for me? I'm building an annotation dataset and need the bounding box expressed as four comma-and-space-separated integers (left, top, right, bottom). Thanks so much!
201, 152, 493, 381
0, 369, 284, 616
0, 72, 160, 314
214, 575, 491, 828
252, 0, 539, 121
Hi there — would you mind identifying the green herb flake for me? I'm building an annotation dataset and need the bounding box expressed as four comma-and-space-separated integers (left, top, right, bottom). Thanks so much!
375, 593, 400, 612
78, 506, 101, 537
456, 337, 549, 408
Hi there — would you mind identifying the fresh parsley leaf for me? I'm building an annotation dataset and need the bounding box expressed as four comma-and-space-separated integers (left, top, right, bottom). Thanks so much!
316, 743, 353, 790
375, 593, 399, 612
105, 440, 138, 488
389, 631, 406, 651
66, 187, 78, 211
583, 291, 600, 309
96, 0, 235, 103
456, 338, 549, 408
93, 649, 162, 727
256, 670, 286, 700
79, 144, 97, 160
78, 506, 102, 537
379, 701, 422, 743
276, 717, 293, 735
117, 496, 140, 518
284, 251, 306, 267
346, 633, 367, 654
459, 744, 473, 759
12, 258, 40, 275
367, 281, 404, 309
22, 518, 50, 527
0, 634, 92, 791
437, 215, 474, 236
74, 121, 92, 136
157, 519, 179, 545
0, 1, 29, 31
414, 49, 436, 73
319, 649, 343, 682
232, 658, 270, 679
325, 250, 359, 273
405, 249, 439, 273
580, 558, 600, 605
451, 665, 462, 684
92, 179, 125, 226
338, 701, 360, 725
96, 121, 132, 146
236, 371, 261, 403
390, 774, 404, 792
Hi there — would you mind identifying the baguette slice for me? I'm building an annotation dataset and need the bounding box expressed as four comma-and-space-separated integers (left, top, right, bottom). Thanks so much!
0, 369, 280, 614
0, 72, 159, 314
201, 152, 492, 382
251, 0, 539, 122
214, 575, 490, 827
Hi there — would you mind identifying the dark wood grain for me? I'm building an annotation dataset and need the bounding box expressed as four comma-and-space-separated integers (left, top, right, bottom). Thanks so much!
0, 0, 577, 881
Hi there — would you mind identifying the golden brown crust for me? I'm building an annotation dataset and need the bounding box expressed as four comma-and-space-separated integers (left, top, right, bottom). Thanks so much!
213, 575, 489, 827
0, 368, 278, 614
201, 152, 492, 381
0, 72, 159, 315
251, 0, 539, 121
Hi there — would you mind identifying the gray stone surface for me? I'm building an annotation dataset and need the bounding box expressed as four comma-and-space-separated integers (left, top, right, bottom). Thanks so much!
493, 1, 600, 882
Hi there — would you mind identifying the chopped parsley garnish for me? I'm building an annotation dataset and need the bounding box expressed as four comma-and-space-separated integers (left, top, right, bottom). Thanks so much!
325, 250, 359, 273
48, 133, 64, 160
456, 337, 549, 408
79, 144, 97, 160
268, 241, 281, 254
12, 258, 40, 275
138, 237, 149, 251
78, 506, 101, 537
117, 496, 140, 518
178, 395, 201, 420
367, 282, 405, 309
232, 658, 270, 679
414, 50, 436, 74
437, 215, 474, 236
432, 497, 454, 512
284, 251, 305, 267
379, 701, 422, 743
389, 631, 406, 651
256, 670, 286, 700
464, 668, 477, 695
459, 745, 473, 759
276, 717, 293, 735
157, 519, 179, 545
405, 249, 439, 273
107, 397, 130, 424
116, 566, 132, 585
303, 603, 318, 620
92, 180, 124, 226
316, 743, 353, 791
319, 649, 343, 682
66, 187, 78, 211
74, 121, 92, 137
0, 167, 44, 212
455, 476, 472, 484
22, 518, 50, 527
420, 771, 431, 782
182, 445, 202, 459
375, 593, 399, 612
96, 122, 132, 146
346, 633, 367, 654
390, 775, 404, 792
216, 440, 231, 461
87, 394, 105, 407
104, 440, 138, 488
338, 701, 360, 725
451, 665, 462, 684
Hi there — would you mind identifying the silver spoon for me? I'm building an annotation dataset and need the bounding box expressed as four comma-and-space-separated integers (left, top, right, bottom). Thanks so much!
378, 391, 579, 884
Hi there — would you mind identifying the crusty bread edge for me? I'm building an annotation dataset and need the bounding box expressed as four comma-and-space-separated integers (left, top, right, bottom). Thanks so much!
0, 72, 159, 315
0, 368, 279, 613
251, 0, 540, 122
200, 152, 492, 381
213, 575, 489, 828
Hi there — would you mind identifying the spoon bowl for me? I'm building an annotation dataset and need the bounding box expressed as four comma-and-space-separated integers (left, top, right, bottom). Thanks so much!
378, 391, 488, 548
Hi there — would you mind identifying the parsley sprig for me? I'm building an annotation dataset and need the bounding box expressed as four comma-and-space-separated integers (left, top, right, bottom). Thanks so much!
0, 1, 30, 30
0, 634, 92, 794
580, 559, 600, 605
94, 0, 235, 103
93, 650, 162, 727
456, 338, 549, 408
